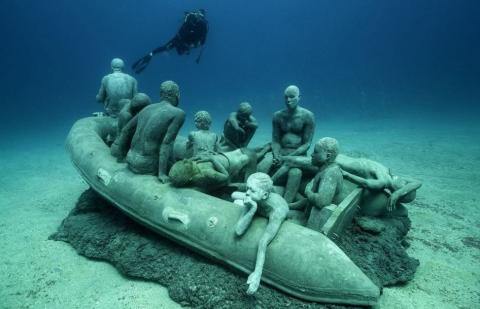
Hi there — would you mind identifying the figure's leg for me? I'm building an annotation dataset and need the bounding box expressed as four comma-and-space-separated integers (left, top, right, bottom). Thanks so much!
271, 164, 289, 183
247, 213, 285, 294
284, 168, 302, 203
256, 152, 273, 173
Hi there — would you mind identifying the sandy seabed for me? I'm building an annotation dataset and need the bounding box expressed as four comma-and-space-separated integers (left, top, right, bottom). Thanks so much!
1, 117, 479, 309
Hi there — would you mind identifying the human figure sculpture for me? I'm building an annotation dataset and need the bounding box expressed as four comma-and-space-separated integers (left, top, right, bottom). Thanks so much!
336, 154, 422, 215
257, 85, 315, 204
96, 58, 138, 117
186, 111, 219, 158
232, 172, 289, 295
117, 93, 152, 134
111, 81, 185, 183
303, 138, 347, 231
169, 149, 256, 190
219, 102, 258, 151
280, 149, 422, 216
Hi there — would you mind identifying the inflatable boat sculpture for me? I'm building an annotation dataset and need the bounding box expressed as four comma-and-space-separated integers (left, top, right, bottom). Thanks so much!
66, 116, 380, 306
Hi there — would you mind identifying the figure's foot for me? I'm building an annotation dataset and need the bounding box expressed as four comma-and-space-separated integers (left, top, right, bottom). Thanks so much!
246, 272, 261, 295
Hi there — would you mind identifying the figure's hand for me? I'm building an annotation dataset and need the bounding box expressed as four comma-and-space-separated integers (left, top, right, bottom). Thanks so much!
158, 174, 170, 184
231, 191, 247, 201
243, 196, 257, 208
388, 192, 400, 212
246, 271, 261, 295
272, 155, 283, 166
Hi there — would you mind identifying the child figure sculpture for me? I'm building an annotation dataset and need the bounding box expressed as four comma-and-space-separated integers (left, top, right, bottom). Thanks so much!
232, 172, 289, 295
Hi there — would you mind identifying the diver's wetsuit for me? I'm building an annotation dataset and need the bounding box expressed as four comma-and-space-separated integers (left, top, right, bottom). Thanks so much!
132, 10, 208, 73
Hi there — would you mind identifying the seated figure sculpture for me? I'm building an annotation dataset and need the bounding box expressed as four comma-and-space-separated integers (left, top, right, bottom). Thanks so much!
232, 172, 289, 295
257, 85, 315, 204
117, 93, 152, 134
169, 149, 256, 191
219, 102, 258, 151
304, 138, 348, 231
111, 81, 185, 183
186, 111, 219, 158
96, 58, 138, 117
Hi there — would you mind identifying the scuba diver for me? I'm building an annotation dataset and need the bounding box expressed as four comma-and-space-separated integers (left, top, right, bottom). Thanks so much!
132, 9, 208, 74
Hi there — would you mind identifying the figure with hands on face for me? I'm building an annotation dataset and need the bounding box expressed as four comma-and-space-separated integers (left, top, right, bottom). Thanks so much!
232, 172, 288, 295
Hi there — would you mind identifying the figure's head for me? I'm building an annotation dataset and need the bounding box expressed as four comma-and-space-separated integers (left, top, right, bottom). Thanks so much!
160, 80, 180, 106
131, 93, 152, 112
111, 58, 124, 72
237, 102, 252, 121
169, 159, 199, 187
194, 110, 212, 130
245, 172, 273, 202
312, 137, 339, 166
284, 85, 300, 110
391, 176, 416, 203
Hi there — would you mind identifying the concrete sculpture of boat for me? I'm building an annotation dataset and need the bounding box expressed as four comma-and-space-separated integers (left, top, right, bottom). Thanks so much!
66, 116, 380, 306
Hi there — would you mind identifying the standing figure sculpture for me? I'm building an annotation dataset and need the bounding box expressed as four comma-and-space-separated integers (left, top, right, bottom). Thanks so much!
96, 58, 138, 117
186, 111, 219, 158
219, 102, 258, 151
232, 172, 289, 295
111, 81, 185, 183
257, 85, 315, 203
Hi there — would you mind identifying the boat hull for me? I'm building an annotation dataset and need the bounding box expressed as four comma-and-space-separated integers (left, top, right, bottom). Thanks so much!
66, 116, 380, 305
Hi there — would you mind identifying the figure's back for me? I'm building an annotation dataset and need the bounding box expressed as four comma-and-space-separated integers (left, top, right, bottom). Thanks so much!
103, 72, 136, 115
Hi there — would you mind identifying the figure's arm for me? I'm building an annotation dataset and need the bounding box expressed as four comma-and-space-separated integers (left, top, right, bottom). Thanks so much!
271, 115, 282, 161
205, 155, 229, 177
158, 112, 186, 182
282, 155, 319, 172
288, 112, 315, 156
243, 116, 258, 145
228, 112, 244, 134
388, 179, 422, 211
306, 170, 339, 208
235, 198, 257, 236
342, 170, 388, 190
132, 79, 138, 96
185, 132, 194, 158
96, 77, 106, 103
246, 196, 288, 295
111, 114, 138, 159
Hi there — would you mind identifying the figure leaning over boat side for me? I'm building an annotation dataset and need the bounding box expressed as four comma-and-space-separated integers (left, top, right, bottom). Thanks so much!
232, 172, 289, 295
257, 85, 315, 204
219, 102, 258, 152
279, 146, 422, 217
169, 148, 257, 191
186, 110, 219, 158
96, 58, 138, 117
111, 80, 185, 183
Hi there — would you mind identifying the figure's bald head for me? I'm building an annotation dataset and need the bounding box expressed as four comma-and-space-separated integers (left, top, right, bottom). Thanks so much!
111, 58, 124, 71
160, 80, 180, 105
284, 85, 300, 110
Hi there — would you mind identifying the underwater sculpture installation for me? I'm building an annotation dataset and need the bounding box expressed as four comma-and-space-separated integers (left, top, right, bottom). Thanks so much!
66, 115, 380, 305
96, 58, 138, 117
